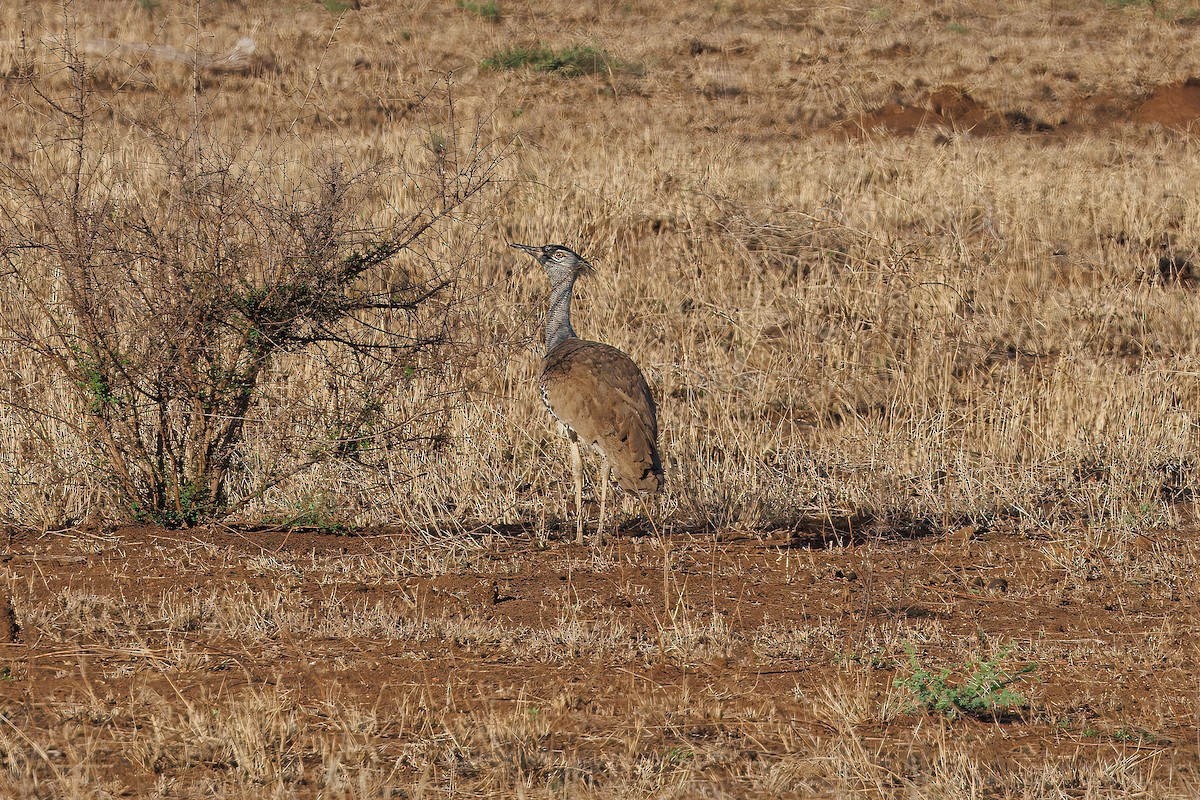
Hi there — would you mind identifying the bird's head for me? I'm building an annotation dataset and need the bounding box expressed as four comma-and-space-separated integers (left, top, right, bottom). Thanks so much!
510, 243, 594, 283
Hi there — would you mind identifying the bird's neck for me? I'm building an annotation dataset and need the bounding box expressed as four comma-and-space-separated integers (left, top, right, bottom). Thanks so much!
545, 273, 578, 353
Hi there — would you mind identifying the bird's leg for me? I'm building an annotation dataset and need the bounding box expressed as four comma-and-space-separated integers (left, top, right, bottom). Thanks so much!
570, 436, 585, 545
636, 493, 661, 538
596, 461, 610, 547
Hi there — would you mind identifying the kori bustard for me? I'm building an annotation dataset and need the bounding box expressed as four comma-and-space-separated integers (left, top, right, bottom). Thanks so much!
511, 243, 664, 544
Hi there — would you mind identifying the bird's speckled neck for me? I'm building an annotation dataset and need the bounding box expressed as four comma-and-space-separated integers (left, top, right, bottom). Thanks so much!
545, 272, 578, 353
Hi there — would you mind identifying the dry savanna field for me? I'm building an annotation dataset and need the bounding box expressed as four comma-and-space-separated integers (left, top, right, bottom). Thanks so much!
2, 0, 1200, 797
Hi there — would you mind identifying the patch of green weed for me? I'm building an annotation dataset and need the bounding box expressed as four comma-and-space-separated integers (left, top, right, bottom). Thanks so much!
267, 495, 345, 534
482, 44, 636, 77
896, 643, 1036, 719
134, 481, 213, 528
458, 0, 502, 22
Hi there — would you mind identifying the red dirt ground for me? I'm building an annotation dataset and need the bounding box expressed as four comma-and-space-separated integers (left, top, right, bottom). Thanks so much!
1132, 77, 1200, 130
0, 522, 1197, 794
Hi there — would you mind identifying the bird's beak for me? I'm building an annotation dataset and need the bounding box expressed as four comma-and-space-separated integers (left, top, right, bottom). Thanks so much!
509, 243, 538, 255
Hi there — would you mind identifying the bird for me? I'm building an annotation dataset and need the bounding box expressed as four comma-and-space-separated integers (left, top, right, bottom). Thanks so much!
511, 242, 664, 545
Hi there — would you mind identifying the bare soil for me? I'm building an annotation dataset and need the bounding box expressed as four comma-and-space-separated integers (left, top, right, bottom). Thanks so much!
1133, 77, 1200, 130
843, 78, 1200, 136
2, 521, 1197, 796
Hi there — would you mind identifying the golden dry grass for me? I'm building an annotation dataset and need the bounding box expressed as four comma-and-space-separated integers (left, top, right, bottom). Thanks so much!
2, 0, 1200, 536
1, 0, 1200, 797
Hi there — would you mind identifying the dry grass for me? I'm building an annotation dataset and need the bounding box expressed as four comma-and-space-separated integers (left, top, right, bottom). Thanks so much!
0, 0, 1199, 796
1, 0, 1199, 536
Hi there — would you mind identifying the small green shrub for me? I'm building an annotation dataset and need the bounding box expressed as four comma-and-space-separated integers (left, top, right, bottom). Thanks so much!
482, 44, 633, 76
482, 45, 549, 72
896, 643, 1036, 719
458, 0, 502, 22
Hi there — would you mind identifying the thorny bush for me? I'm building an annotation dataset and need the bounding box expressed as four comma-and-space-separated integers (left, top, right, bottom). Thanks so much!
0, 39, 503, 525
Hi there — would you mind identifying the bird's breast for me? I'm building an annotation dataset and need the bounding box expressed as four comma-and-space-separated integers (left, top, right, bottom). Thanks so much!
540, 385, 573, 435
539, 385, 557, 419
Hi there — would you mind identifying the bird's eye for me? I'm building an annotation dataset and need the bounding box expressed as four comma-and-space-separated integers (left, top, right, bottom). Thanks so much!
551, 250, 566, 261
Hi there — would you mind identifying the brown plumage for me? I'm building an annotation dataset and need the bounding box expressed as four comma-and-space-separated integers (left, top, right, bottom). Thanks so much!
511, 242, 664, 544
540, 338, 664, 494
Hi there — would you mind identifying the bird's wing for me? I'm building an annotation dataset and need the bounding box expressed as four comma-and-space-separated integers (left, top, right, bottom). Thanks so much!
540, 339, 664, 493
